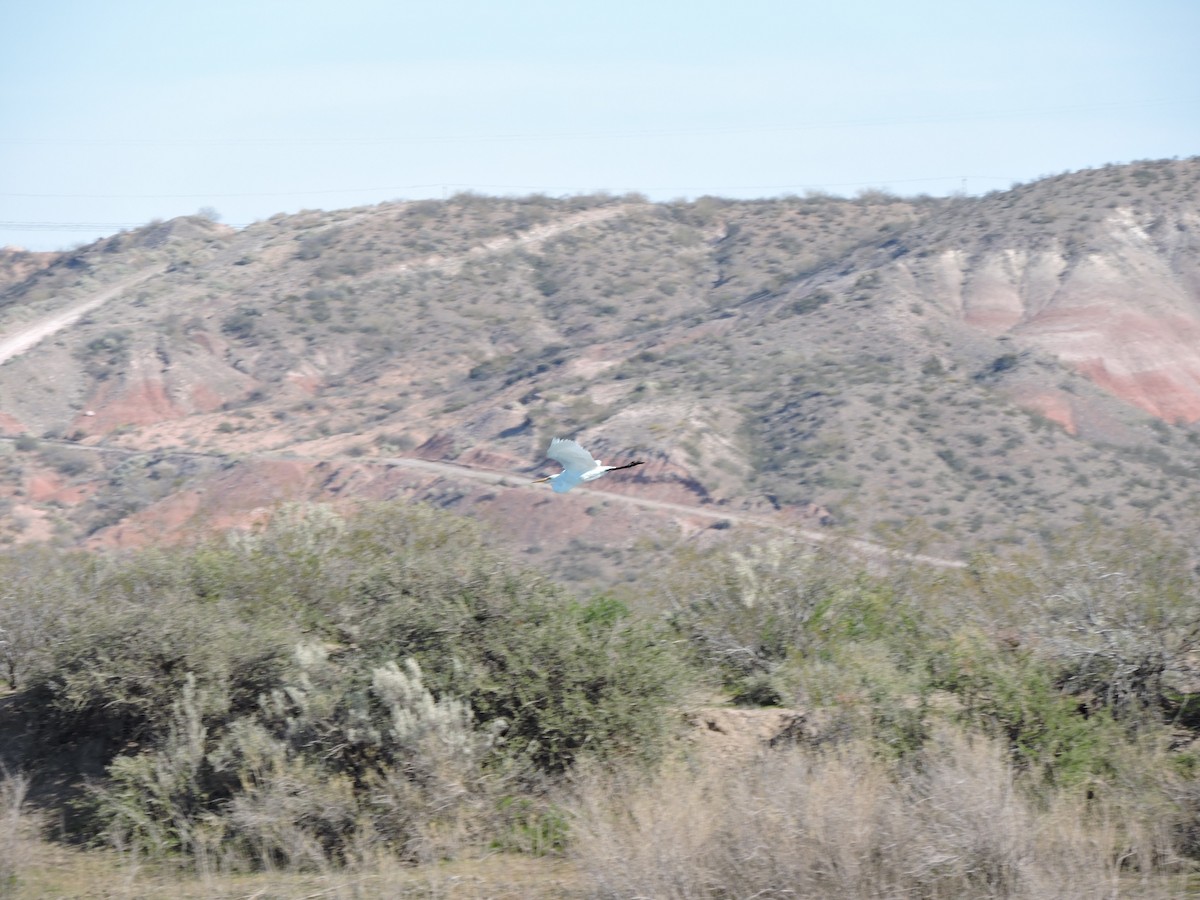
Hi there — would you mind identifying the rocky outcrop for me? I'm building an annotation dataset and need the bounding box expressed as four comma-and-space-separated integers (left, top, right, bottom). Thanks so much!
899, 204, 1200, 423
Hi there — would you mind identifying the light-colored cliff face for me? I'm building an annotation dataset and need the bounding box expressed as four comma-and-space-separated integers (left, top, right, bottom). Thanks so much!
1013, 209, 1200, 423
902, 205, 1200, 423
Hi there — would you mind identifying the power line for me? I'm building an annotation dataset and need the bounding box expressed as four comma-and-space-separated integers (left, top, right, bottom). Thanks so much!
0, 97, 1191, 149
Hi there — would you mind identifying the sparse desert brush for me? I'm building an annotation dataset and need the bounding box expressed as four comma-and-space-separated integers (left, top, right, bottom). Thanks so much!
651, 522, 1200, 884
570, 725, 1183, 899
3, 501, 1200, 894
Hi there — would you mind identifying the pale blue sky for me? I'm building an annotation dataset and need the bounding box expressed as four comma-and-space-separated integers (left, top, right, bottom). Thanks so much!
2, 0, 1197, 251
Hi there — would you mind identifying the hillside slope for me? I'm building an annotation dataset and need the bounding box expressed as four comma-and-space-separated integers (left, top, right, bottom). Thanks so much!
1, 159, 1198, 581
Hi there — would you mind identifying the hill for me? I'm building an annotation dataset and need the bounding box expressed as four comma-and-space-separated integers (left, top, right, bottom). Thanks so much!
1, 158, 1199, 582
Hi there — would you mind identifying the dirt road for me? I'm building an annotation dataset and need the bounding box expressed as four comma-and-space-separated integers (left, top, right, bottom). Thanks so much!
381, 204, 633, 278
0, 235, 964, 570
0, 204, 622, 368
376, 454, 966, 569
0, 267, 165, 366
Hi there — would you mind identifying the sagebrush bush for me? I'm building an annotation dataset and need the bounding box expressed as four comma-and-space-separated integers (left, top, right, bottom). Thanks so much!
658, 537, 868, 703
6, 503, 1200, 891
91, 673, 214, 859
6, 502, 685, 868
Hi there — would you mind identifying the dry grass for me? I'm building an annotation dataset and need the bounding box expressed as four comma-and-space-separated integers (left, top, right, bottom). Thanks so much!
9, 845, 582, 899
4, 722, 1195, 898
570, 725, 1187, 899
0, 769, 37, 897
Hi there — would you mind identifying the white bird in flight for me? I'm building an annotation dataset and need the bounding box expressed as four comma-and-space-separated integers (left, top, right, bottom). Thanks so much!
532, 438, 645, 493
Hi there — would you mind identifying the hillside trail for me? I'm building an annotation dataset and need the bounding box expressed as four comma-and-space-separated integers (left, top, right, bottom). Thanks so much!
380, 203, 635, 277
0, 266, 165, 366
0, 203, 628, 368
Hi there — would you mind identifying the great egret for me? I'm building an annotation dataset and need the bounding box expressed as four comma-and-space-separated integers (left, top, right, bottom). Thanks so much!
531, 438, 644, 493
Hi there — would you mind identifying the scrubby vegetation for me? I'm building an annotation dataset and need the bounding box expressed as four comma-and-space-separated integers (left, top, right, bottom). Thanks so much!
576, 729, 1143, 899
1, 503, 680, 872
1, 501, 1199, 896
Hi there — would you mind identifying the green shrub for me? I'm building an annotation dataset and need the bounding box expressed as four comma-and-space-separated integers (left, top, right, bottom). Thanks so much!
232, 504, 687, 774
8, 502, 685, 866
961, 520, 1200, 727
13, 503, 1199, 878
660, 536, 923, 708
930, 629, 1129, 786
18, 547, 293, 756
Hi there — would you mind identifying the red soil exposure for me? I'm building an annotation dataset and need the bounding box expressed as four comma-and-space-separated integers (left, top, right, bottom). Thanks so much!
938, 221, 1200, 427
89, 488, 229, 550
88, 458, 323, 549
1017, 306, 1200, 424
1075, 359, 1200, 424
85, 452, 707, 566
25, 472, 88, 504
1018, 390, 1078, 434
0, 411, 27, 433
77, 372, 184, 435
74, 360, 253, 436
1009, 298, 1200, 424
189, 382, 227, 412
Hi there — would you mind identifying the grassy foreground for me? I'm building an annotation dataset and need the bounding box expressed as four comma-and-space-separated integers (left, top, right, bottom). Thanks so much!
2, 502, 1200, 897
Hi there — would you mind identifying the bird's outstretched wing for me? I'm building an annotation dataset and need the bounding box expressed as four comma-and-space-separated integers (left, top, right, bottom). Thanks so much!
546, 438, 598, 476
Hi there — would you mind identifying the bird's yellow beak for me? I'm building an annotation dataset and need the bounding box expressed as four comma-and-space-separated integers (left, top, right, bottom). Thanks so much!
531, 476, 552, 484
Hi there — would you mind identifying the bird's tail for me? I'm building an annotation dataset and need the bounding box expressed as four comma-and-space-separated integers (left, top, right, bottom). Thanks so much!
608, 460, 645, 471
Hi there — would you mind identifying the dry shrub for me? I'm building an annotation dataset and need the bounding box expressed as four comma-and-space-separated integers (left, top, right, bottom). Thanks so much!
571, 726, 1165, 899
961, 521, 1200, 726
94, 648, 505, 871
223, 752, 361, 873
